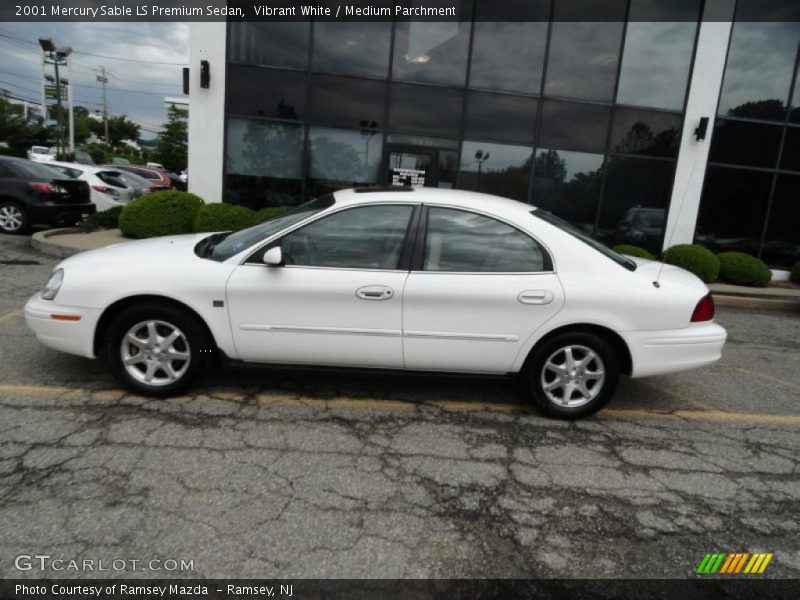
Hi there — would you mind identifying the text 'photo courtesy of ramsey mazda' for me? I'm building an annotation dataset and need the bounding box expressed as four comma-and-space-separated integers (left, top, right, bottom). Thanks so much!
25, 188, 726, 419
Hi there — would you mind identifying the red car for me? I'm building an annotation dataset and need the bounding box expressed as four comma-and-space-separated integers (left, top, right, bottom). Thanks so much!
102, 164, 185, 190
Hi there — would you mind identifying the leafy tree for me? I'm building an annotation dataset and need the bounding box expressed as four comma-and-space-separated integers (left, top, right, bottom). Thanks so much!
153, 104, 187, 173
88, 114, 140, 146
0, 99, 50, 157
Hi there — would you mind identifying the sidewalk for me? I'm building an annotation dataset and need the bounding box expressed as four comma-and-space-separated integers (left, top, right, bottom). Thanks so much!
30, 227, 800, 312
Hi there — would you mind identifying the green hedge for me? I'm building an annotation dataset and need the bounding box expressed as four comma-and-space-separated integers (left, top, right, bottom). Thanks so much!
612, 244, 656, 260
717, 252, 772, 287
193, 203, 256, 233
663, 244, 720, 283
119, 190, 204, 239
791, 262, 800, 284
254, 206, 291, 224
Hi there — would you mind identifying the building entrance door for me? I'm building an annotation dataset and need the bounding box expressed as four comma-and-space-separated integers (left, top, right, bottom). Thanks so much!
384, 145, 438, 188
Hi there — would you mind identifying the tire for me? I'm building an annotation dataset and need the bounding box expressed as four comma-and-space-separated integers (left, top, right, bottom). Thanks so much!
0, 201, 30, 235
523, 331, 620, 420
104, 302, 213, 397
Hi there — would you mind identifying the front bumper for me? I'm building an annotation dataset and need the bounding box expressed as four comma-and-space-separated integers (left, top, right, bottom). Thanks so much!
24, 293, 101, 358
30, 202, 96, 227
621, 322, 727, 378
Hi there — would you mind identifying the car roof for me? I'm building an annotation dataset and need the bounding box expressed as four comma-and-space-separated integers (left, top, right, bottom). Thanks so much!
332, 187, 539, 217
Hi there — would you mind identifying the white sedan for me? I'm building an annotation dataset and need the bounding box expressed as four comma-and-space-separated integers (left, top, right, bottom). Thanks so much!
25, 188, 726, 419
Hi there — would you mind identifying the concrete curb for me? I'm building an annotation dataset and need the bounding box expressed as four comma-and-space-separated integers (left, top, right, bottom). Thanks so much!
713, 294, 800, 313
30, 228, 85, 258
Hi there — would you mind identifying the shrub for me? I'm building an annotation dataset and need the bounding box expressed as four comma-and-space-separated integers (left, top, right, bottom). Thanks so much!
791, 262, 800, 284
119, 190, 204, 239
717, 252, 772, 287
80, 206, 122, 230
663, 244, 720, 283
193, 203, 256, 233
612, 244, 656, 260
254, 206, 292, 224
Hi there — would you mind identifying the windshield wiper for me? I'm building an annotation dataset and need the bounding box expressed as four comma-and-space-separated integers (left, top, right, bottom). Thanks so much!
195, 232, 231, 258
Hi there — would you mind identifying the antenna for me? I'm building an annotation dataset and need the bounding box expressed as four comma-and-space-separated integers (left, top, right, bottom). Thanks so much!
654, 159, 698, 288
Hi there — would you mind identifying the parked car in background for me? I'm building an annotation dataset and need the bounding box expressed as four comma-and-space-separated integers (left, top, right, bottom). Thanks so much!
46, 161, 139, 212
111, 157, 130, 164
27, 146, 55, 162
24, 188, 726, 419
0, 156, 94, 234
104, 164, 177, 190
147, 162, 165, 169
612, 207, 665, 250
63, 150, 95, 165
114, 170, 158, 198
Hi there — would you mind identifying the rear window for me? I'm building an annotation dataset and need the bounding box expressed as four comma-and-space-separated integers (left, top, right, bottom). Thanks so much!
7, 159, 65, 180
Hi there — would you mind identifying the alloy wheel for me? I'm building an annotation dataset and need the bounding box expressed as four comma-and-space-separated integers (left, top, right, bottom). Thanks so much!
0, 205, 24, 232
540, 344, 605, 408
120, 320, 191, 386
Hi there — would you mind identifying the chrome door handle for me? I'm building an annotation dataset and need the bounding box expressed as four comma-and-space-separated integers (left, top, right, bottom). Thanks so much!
518, 290, 554, 305
356, 285, 394, 301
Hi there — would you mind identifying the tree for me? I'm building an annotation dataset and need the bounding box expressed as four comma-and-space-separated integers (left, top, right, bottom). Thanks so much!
0, 99, 50, 157
88, 114, 140, 146
153, 104, 187, 173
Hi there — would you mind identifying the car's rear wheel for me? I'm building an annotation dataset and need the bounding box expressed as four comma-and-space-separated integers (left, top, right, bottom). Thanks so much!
524, 331, 620, 419
0, 201, 29, 234
104, 303, 212, 397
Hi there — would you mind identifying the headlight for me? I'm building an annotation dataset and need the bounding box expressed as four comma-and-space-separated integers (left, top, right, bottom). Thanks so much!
41, 268, 64, 300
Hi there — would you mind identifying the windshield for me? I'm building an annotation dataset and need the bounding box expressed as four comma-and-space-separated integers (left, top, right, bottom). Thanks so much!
532, 209, 636, 271
31, 146, 49, 154
208, 195, 336, 261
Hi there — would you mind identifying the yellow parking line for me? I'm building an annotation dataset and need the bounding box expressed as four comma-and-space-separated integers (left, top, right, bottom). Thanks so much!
0, 383, 799, 425
0, 308, 22, 323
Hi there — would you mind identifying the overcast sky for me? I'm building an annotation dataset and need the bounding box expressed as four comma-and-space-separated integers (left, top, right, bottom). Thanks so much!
0, 22, 189, 139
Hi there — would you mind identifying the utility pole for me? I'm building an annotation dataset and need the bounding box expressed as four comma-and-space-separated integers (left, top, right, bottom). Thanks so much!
96, 66, 109, 147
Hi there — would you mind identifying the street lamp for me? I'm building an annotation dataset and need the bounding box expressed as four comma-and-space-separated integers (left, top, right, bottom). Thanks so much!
359, 120, 378, 183
475, 149, 490, 190
39, 37, 73, 158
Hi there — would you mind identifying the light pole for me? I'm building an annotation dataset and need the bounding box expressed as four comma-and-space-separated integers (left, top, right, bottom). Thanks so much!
39, 37, 72, 158
475, 149, 490, 190
359, 120, 378, 183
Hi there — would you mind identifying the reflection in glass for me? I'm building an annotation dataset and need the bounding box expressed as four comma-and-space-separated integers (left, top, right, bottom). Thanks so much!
228, 22, 310, 69
598, 157, 675, 254
709, 119, 782, 168
539, 100, 611, 154
695, 166, 772, 256
531, 149, 604, 234
392, 20, 472, 86
457, 141, 532, 201
544, 21, 624, 102
718, 22, 800, 121
469, 22, 547, 94
610, 109, 682, 158
464, 92, 538, 144
227, 66, 306, 120
225, 118, 304, 207
312, 22, 392, 77
389, 84, 463, 137
762, 174, 800, 267
310, 75, 385, 129
308, 126, 383, 194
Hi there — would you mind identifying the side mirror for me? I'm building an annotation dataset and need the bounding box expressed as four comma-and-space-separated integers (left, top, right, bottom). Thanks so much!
263, 246, 284, 267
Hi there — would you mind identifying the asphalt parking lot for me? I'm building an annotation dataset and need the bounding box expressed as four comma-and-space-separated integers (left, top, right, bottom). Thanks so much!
0, 233, 799, 579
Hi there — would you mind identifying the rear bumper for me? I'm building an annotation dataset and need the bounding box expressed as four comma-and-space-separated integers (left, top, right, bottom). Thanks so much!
24, 293, 100, 358
622, 322, 727, 378
30, 202, 96, 227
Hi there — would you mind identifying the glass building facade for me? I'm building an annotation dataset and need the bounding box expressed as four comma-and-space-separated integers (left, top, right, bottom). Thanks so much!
213, 0, 800, 267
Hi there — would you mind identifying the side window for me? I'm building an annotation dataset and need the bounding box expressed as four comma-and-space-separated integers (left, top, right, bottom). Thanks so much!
423, 207, 547, 272
281, 204, 414, 269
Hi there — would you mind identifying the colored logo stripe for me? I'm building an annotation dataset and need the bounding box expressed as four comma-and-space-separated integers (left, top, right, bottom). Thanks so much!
697, 552, 773, 574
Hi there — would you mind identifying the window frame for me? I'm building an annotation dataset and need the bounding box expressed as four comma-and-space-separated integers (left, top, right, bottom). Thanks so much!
411, 204, 554, 274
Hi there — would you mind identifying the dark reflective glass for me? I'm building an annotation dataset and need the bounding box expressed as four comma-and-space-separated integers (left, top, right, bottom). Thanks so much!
458, 141, 532, 201
779, 126, 800, 171
598, 157, 675, 254
695, 166, 772, 256
309, 75, 385, 129
228, 22, 309, 69
616, 0, 699, 110
312, 22, 391, 78
718, 22, 800, 121
308, 126, 383, 190
389, 84, 463, 137
464, 92, 538, 144
539, 100, 611, 154
225, 118, 304, 208
610, 109, 682, 158
544, 1, 626, 102
531, 148, 604, 234
392, 19, 472, 86
227, 66, 306, 120
762, 174, 800, 267
709, 119, 782, 168
470, 0, 549, 94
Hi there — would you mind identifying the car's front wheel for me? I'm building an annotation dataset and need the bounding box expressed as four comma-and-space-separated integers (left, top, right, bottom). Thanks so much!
104, 303, 213, 397
524, 331, 620, 419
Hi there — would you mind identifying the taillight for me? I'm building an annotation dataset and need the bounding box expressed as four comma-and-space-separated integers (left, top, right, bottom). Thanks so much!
691, 293, 715, 322
92, 185, 119, 196
29, 182, 66, 194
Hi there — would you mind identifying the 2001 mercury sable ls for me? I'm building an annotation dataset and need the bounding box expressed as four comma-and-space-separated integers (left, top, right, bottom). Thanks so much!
25, 188, 726, 419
